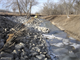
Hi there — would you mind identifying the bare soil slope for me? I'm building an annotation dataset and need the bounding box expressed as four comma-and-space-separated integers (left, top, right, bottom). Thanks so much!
41, 15, 80, 41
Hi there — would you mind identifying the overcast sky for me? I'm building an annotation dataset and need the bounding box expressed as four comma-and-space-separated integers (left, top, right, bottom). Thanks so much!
0, 0, 59, 13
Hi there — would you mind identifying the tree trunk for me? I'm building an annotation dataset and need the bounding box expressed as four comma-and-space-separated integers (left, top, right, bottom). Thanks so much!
25, 0, 28, 14
16, 0, 21, 15
30, 2, 32, 15
27, 1, 32, 19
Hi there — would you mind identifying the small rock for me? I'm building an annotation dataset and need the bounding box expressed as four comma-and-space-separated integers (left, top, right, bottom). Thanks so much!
36, 55, 42, 59
0, 39, 4, 49
35, 47, 40, 52
40, 54, 45, 57
45, 54, 51, 59
12, 50, 17, 54
44, 58, 47, 60
43, 52, 47, 54
31, 52, 38, 55
15, 42, 25, 49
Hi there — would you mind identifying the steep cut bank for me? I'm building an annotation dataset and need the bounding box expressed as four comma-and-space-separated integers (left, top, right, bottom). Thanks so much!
41, 15, 80, 41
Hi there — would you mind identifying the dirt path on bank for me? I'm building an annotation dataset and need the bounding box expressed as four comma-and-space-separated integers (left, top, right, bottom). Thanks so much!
41, 15, 80, 41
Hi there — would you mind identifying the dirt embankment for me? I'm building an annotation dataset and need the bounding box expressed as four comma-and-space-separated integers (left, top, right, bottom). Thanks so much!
41, 15, 80, 41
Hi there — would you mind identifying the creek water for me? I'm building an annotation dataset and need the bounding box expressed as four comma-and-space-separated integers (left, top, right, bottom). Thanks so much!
40, 19, 80, 60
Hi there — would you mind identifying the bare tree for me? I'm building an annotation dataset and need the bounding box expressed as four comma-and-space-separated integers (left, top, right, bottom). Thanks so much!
0, 0, 38, 18
40, 0, 54, 15
40, 0, 78, 15
74, 0, 80, 15
0, 0, 21, 14
76, 0, 80, 5
55, 3, 64, 15
18, 0, 38, 18
40, 0, 65, 15
60, 0, 75, 17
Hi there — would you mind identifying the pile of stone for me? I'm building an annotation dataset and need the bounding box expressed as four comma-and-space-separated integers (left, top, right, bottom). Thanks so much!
6, 16, 50, 34
0, 28, 51, 60
0, 16, 52, 60
7, 16, 28, 23
26, 18, 50, 34
0, 16, 17, 49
